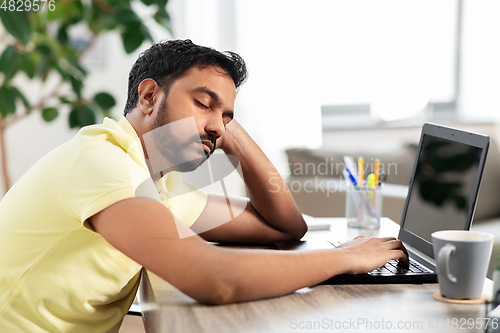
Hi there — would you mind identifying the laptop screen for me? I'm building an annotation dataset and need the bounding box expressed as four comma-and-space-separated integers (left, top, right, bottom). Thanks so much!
402, 134, 483, 242
398, 123, 489, 258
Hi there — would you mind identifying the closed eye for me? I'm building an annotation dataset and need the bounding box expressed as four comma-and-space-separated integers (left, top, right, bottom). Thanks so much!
195, 100, 209, 109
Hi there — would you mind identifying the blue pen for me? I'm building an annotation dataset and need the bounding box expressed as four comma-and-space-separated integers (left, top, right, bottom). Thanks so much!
343, 156, 359, 184
345, 168, 358, 186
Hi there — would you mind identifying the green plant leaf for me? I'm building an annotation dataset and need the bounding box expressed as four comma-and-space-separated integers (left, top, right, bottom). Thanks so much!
30, 10, 44, 34
121, 26, 145, 53
90, 4, 119, 32
69, 105, 96, 128
157, 0, 168, 7
57, 25, 69, 45
35, 56, 54, 80
66, 56, 88, 77
11, 87, 31, 111
66, 0, 85, 24
94, 92, 116, 109
35, 43, 53, 56
154, 8, 171, 32
42, 107, 59, 122
19, 53, 36, 78
48, 0, 84, 24
70, 75, 83, 98
141, 0, 156, 5
0, 46, 20, 80
0, 86, 16, 118
96, 15, 119, 31
53, 61, 68, 81
0, 10, 32, 44
59, 97, 72, 104
115, 7, 141, 25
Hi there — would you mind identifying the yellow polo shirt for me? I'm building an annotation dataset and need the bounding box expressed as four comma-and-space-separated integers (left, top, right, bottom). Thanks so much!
0, 117, 207, 332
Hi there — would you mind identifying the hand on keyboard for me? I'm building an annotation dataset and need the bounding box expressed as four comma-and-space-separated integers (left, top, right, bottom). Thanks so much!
334, 235, 409, 275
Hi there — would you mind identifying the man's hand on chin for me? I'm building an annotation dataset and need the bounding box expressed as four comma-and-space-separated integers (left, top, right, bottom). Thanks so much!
214, 119, 239, 154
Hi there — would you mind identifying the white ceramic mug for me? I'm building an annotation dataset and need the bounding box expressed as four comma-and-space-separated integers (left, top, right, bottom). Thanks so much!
432, 230, 493, 300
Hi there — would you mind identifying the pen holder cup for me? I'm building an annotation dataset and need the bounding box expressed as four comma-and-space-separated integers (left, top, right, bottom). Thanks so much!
345, 183, 383, 229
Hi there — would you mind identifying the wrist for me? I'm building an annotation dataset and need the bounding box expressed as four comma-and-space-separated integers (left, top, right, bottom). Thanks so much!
333, 248, 358, 275
219, 120, 245, 156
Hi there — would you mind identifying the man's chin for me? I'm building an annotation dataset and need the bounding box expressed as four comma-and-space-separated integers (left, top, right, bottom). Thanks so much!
174, 156, 209, 173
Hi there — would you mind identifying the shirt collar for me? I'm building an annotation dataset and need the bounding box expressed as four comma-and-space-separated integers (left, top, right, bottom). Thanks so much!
117, 116, 139, 141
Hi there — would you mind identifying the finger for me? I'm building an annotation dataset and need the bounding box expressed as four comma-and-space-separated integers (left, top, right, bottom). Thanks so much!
353, 235, 367, 240
338, 237, 362, 247
394, 249, 410, 266
399, 241, 409, 258
342, 236, 366, 245
377, 236, 397, 242
387, 239, 409, 258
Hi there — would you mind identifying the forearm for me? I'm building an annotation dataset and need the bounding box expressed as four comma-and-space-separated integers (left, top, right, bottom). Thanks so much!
174, 243, 352, 304
221, 121, 306, 238
217, 247, 350, 303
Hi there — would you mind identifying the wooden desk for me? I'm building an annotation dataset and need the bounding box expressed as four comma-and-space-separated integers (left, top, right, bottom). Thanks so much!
139, 218, 493, 333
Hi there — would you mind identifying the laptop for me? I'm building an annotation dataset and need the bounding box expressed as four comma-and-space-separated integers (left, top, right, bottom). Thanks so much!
277, 123, 490, 284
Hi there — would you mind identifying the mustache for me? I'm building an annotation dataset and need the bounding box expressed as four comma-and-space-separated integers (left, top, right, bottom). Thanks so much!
199, 134, 215, 144
198, 134, 217, 153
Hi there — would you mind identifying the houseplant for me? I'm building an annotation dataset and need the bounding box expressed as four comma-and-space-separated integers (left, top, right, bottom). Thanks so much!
0, 0, 171, 194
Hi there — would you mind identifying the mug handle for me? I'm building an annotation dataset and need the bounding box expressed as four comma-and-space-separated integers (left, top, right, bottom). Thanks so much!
437, 244, 457, 283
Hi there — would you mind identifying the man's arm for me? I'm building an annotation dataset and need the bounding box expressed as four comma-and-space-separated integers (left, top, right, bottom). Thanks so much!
88, 197, 409, 305
192, 194, 300, 244
191, 120, 307, 243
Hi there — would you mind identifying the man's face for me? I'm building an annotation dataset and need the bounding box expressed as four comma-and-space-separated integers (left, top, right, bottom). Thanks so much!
145, 65, 236, 174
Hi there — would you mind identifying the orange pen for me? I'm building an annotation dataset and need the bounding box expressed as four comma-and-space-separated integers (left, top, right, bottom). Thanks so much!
374, 158, 380, 186
358, 157, 364, 187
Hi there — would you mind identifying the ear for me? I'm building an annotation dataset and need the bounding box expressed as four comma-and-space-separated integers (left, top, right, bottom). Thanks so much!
137, 79, 162, 116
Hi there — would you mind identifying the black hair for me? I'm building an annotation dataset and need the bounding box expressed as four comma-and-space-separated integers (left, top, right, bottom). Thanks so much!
124, 39, 248, 115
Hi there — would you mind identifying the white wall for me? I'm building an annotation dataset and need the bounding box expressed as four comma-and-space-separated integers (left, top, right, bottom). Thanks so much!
460, 0, 500, 120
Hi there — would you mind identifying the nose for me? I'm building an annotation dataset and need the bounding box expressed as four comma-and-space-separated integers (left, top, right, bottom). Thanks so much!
204, 114, 226, 139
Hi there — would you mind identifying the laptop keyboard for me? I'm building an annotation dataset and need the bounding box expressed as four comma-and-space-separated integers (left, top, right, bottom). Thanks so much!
370, 259, 433, 275
328, 240, 433, 275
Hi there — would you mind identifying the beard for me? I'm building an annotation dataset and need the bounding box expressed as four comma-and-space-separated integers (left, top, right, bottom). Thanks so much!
149, 96, 215, 174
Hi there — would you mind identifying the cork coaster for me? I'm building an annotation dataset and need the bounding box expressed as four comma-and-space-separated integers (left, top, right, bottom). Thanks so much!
432, 291, 491, 304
